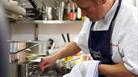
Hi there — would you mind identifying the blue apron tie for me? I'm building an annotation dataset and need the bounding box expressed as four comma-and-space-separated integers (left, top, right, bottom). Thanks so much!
88, 0, 122, 64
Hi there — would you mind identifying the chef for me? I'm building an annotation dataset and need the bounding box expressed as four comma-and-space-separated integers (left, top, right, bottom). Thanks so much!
40, 0, 138, 77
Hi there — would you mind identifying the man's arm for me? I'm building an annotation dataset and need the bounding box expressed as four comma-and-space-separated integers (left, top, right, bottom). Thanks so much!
39, 41, 81, 72
99, 63, 138, 77
52, 41, 81, 60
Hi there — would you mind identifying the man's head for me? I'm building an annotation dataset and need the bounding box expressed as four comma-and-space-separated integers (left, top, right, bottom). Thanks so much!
75, 0, 115, 21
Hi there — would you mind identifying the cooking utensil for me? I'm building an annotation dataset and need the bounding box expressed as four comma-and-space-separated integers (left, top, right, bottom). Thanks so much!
61, 33, 70, 43
67, 33, 70, 42
62, 33, 66, 43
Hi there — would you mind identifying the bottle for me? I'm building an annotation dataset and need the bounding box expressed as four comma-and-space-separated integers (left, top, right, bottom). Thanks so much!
76, 7, 82, 20
68, 9, 76, 21
63, 1, 69, 20
68, 0, 76, 20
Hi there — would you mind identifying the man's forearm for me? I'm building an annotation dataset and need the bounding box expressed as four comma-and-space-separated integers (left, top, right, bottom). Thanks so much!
52, 42, 81, 60
99, 63, 137, 77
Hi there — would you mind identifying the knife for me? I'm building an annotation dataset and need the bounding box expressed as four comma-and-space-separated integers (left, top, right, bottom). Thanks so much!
62, 33, 66, 43
67, 33, 70, 42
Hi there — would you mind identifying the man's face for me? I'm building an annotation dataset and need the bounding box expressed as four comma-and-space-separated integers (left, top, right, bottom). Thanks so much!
75, 0, 105, 21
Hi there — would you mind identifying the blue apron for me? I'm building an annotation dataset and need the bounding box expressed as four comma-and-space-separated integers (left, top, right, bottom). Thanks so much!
88, 0, 122, 76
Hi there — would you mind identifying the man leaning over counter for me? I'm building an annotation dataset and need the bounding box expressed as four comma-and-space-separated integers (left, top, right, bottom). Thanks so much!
40, 0, 138, 77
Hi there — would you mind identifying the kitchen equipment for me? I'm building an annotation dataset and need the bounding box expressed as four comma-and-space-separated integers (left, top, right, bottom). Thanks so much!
62, 33, 67, 43
45, 6, 53, 20
67, 33, 70, 42
8, 40, 49, 77
27, 0, 45, 20
61, 33, 71, 43
10, 63, 18, 77
58, 2, 65, 20
28, 60, 72, 77
38, 42, 48, 55
18, 63, 29, 77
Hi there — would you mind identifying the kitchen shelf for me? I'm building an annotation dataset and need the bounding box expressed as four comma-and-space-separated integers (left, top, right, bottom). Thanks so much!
15, 20, 84, 25
34, 20, 83, 25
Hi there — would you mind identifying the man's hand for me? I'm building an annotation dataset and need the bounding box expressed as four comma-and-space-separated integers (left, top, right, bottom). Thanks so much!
39, 56, 57, 73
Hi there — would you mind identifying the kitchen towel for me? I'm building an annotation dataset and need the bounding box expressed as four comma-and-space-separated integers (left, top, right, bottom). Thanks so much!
63, 60, 100, 77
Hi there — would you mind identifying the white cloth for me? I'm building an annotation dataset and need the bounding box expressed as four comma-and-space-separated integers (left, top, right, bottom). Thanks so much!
63, 60, 100, 77
73, 0, 138, 75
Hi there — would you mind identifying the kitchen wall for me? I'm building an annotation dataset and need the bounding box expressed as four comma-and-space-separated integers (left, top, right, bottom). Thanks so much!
10, 23, 35, 40
10, 21, 83, 48
38, 22, 83, 47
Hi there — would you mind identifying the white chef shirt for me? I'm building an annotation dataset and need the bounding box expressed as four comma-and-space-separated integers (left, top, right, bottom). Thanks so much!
73, 0, 138, 75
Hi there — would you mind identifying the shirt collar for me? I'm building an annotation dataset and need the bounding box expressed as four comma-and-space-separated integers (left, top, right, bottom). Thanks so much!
93, 0, 119, 31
